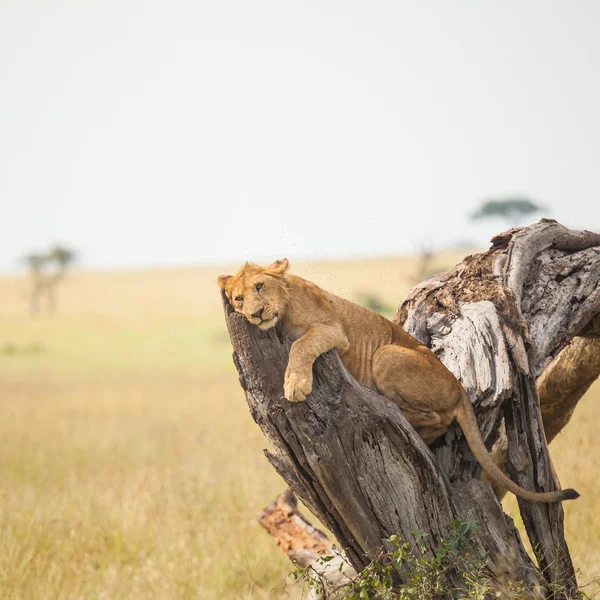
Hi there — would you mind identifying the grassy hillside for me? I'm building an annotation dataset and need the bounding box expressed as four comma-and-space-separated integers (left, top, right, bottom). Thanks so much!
0, 255, 598, 598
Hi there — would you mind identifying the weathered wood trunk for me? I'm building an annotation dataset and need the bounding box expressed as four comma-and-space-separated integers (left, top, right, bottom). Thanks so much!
223, 220, 600, 598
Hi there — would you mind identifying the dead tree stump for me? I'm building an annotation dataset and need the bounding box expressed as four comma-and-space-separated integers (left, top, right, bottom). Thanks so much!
222, 220, 600, 598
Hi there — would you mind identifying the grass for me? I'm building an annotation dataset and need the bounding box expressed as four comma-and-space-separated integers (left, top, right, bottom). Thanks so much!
0, 255, 598, 598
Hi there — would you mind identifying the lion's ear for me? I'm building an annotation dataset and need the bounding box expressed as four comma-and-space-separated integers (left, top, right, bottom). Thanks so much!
217, 274, 232, 289
265, 258, 289, 276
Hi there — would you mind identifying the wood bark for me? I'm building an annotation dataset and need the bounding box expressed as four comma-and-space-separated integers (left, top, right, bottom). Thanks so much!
538, 335, 600, 444
257, 488, 356, 598
223, 220, 600, 598
485, 334, 600, 505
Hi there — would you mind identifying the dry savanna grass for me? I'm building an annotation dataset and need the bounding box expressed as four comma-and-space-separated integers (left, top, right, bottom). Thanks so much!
0, 254, 598, 598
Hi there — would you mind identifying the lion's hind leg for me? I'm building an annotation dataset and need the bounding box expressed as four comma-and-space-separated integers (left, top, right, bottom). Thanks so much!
372, 344, 454, 444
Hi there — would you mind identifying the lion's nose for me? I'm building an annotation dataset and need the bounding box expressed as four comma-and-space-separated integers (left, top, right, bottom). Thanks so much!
251, 308, 264, 319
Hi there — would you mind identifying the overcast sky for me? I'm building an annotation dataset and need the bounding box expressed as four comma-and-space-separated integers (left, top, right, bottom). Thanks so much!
1, 1, 599, 272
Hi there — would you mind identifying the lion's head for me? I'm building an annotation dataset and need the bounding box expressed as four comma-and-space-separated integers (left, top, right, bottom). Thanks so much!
217, 259, 290, 330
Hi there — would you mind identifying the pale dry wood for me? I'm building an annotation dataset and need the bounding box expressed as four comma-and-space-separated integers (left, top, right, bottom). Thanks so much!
491, 336, 600, 502
225, 220, 600, 598
257, 487, 332, 557
258, 488, 356, 599
395, 220, 600, 596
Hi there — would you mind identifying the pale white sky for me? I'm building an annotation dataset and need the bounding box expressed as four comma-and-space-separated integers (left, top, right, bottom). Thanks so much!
1, 0, 599, 272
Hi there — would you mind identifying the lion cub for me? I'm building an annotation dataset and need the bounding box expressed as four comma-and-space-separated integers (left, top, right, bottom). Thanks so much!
218, 259, 578, 504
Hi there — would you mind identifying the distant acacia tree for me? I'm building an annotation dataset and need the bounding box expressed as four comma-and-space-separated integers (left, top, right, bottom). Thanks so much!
23, 253, 48, 316
470, 196, 547, 226
23, 244, 77, 315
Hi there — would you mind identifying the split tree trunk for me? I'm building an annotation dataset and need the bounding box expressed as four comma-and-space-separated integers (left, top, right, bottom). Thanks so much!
223, 220, 600, 598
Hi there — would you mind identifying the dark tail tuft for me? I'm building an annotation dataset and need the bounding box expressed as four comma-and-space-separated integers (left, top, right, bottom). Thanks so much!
560, 488, 580, 501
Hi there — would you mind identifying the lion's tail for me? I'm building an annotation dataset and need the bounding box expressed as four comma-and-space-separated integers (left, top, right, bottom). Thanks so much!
455, 393, 579, 503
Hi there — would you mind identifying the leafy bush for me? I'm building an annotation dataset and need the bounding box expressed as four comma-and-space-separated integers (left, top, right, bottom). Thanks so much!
289, 519, 596, 599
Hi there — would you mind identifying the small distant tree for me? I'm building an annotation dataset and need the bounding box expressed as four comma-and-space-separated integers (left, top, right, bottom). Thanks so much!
23, 254, 48, 316
45, 245, 77, 312
470, 196, 547, 226
23, 245, 77, 316
47, 245, 76, 269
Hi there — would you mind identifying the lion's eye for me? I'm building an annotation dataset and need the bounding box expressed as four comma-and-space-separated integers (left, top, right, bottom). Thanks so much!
255, 283, 263, 291
235, 296, 244, 302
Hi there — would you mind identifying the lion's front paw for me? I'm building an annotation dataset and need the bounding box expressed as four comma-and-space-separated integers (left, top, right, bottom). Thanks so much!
284, 369, 313, 402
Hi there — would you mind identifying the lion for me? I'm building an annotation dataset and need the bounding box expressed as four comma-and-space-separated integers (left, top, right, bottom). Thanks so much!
218, 259, 578, 503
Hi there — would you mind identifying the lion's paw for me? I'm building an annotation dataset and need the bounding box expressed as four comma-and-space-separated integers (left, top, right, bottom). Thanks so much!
284, 369, 313, 402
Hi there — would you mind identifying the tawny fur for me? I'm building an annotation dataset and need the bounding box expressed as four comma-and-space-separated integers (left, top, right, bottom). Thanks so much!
218, 259, 578, 504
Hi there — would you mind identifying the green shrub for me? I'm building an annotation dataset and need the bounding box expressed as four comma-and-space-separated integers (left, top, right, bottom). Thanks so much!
289, 519, 596, 599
